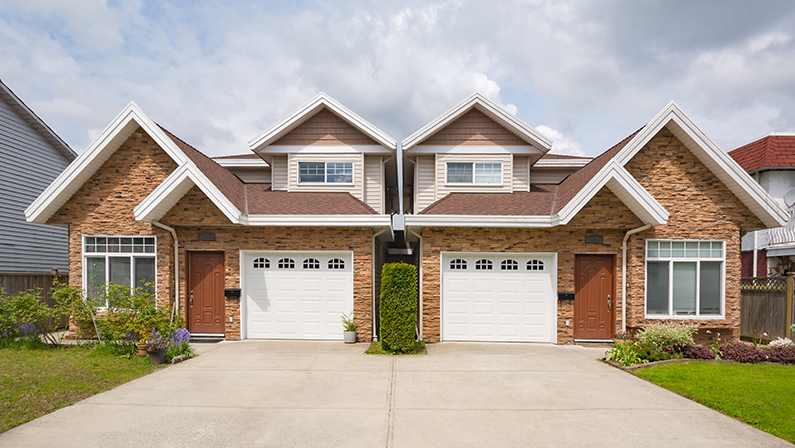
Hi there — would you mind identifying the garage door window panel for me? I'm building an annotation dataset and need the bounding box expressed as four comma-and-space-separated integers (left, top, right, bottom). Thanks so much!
501, 259, 519, 271
475, 259, 492, 270
328, 259, 345, 270
278, 258, 295, 269
303, 258, 320, 269
253, 258, 270, 269
450, 259, 467, 270
645, 240, 724, 318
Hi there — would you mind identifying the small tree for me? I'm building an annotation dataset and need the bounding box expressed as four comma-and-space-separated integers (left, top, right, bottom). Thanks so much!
380, 263, 417, 353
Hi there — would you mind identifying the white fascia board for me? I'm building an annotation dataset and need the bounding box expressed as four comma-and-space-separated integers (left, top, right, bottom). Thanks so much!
134, 163, 243, 224
263, 144, 392, 155
557, 162, 668, 226
248, 93, 397, 152
243, 214, 392, 227
214, 158, 269, 168
613, 102, 787, 228
407, 145, 543, 155
402, 93, 553, 152
533, 158, 591, 168
26, 102, 189, 224
405, 214, 558, 228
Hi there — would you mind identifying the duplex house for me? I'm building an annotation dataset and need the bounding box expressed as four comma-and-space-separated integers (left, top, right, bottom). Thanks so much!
26, 93, 787, 344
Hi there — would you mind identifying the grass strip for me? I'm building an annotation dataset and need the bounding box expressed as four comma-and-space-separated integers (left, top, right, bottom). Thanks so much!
635, 362, 795, 443
0, 344, 164, 433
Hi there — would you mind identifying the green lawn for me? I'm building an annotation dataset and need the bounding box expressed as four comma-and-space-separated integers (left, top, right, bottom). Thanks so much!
0, 345, 164, 433
635, 362, 795, 443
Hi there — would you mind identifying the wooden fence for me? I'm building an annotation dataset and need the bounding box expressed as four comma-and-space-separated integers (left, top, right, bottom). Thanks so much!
740, 276, 794, 340
0, 271, 70, 329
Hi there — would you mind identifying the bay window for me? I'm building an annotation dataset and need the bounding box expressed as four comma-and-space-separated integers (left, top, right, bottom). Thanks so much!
645, 240, 724, 318
83, 236, 156, 307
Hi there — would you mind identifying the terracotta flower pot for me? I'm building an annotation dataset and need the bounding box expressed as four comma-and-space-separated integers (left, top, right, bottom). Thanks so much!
136, 343, 148, 356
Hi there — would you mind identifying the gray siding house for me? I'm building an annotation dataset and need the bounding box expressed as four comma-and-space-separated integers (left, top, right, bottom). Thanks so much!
0, 79, 76, 275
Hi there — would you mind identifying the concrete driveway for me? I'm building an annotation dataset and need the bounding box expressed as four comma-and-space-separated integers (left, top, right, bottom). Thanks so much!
1, 341, 790, 447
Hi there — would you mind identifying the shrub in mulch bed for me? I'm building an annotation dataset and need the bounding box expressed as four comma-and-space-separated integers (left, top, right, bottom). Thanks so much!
678, 344, 716, 360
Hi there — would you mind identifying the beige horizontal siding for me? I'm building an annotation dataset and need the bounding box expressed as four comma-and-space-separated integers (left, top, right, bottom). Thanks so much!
415, 155, 436, 213
364, 155, 383, 213
271, 155, 288, 191
273, 109, 378, 146
513, 155, 529, 192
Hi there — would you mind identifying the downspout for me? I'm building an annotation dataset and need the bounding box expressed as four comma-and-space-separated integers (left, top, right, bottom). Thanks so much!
409, 228, 423, 341
397, 141, 404, 217
372, 227, 387, 341
151, 220, 179, 325
621, 223, 652, 334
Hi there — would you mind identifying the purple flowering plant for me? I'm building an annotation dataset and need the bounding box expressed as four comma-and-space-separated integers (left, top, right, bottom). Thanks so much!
166, 328, 194, 360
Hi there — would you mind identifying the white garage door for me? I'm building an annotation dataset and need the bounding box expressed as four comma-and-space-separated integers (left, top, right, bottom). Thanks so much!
242, 251, 353, 340
442, 252, 556, 343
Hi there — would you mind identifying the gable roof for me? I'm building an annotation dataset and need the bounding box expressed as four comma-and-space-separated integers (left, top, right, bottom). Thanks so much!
728, 133, 795, 173
26, 102, 242, 224
402, 93, 553, 152
0, 78, 76, 161
248, 93, 397, 153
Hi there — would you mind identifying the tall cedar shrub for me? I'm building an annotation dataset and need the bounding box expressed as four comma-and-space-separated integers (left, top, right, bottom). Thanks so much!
380, 263, 417, 353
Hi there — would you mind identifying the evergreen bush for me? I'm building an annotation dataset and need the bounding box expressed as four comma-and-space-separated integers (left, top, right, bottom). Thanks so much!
379, 263, 417, 353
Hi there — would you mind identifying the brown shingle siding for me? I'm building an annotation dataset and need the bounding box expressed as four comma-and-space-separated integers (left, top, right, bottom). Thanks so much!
272, 109, 378, 146
421, 109, 527, 146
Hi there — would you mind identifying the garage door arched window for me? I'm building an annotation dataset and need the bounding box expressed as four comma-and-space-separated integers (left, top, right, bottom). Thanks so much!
501, 259, 519, 271
303, 258, 320, 269
527, 259, 544, 271
328, 258, 345, 270
277, 258, 295, 269
253, 258, 270, 269
475, 259, 493, 270
450, 259, 467, 270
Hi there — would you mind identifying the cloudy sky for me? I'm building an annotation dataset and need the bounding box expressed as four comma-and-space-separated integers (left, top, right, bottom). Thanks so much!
2, 0, 795, 157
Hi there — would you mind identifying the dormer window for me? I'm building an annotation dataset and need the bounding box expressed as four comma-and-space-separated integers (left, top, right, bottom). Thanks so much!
446, 162, 502, 185
299, 162, 353, 184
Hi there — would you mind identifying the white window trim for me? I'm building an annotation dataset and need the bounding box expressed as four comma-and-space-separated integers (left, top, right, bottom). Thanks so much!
444, 161, 504, 186
82, 234, 158, 308
297, 161, 355, 185
644, 239, 725, 320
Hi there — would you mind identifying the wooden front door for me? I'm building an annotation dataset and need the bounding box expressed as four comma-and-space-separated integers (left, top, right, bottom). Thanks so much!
188, 251, 225, 334
574, 254, 615, 340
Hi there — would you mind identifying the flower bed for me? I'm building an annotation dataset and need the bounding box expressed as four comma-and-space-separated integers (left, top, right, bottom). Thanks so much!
605, 324, 795, 366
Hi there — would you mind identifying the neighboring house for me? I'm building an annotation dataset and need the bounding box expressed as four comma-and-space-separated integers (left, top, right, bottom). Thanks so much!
0, 79, 76, 277
26, 92, 786, 344
728, 134, 795, 277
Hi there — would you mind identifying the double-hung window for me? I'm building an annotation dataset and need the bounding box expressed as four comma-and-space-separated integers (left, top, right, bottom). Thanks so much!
299, 162, 353, 184
83, 236, 156, 307
645, 240, 724, 318
446, 162, 502, 185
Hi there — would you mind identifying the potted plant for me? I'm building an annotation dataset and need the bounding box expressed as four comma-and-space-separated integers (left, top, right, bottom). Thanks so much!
146, 328, 168, 365
341, 312, 356, 343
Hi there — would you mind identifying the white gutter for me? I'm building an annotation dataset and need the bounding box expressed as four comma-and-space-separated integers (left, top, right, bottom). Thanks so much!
409, 228, 423, 341
621, 223, 652, 333
151, 220, 179, 324
372, 227, 387, 341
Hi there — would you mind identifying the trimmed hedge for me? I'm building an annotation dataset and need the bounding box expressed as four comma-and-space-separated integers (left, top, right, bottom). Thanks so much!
380, 263, 417, 353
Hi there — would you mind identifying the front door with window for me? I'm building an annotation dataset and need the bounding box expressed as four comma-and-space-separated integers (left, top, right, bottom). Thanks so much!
188, 251, 225, 334
574, 254, 615, 340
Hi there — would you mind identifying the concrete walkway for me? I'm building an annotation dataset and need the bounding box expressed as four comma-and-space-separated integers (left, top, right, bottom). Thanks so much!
1, 341, 790, 447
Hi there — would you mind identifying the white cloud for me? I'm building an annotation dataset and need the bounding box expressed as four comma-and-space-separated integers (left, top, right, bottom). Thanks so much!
535, 125, 585, 156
